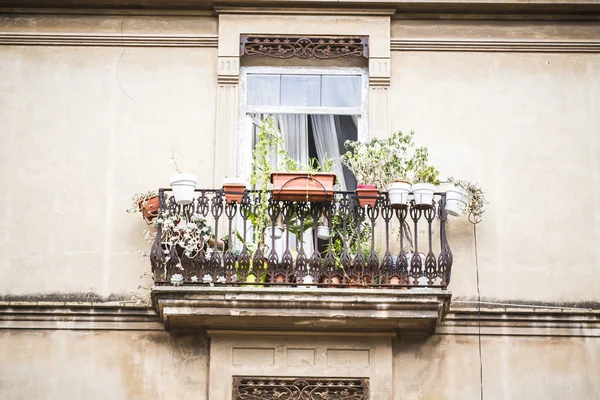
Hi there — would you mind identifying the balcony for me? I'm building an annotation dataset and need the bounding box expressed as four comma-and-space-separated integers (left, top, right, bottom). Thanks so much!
150, 188, 453, 333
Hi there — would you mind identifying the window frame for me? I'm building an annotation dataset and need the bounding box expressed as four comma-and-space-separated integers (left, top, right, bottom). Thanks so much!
236, 66, 369, 178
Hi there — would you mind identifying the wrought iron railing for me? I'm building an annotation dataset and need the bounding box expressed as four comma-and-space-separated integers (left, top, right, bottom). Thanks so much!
150, 188, 452, 288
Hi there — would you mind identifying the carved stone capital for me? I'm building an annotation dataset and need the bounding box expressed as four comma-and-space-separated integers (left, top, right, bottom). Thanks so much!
217, 56, 240, 84
369, 57, 391, 87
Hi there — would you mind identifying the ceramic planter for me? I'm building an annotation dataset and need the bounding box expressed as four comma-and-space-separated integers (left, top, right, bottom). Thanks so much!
445, 184, 469, 216
317, 225, 330, 240
170, 173, 197, 205
139, 196, 160, 224
222, 177, 246, 204
271, 172, 337, 202
355, 184, 379, 207
387, 180, 411, 208
412, 182, 435, 207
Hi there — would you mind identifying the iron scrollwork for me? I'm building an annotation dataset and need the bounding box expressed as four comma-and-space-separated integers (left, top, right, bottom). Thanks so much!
233, 377, 369, 400
241, 36, 369, 59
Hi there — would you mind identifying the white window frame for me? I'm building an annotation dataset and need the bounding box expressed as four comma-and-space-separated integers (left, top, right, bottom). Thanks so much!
236, 66, 369, 178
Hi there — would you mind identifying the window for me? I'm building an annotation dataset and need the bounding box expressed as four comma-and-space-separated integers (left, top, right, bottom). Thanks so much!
238, 67, 369, 192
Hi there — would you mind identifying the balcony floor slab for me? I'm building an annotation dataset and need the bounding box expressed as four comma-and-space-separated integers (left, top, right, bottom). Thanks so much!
152, 286, 451, 334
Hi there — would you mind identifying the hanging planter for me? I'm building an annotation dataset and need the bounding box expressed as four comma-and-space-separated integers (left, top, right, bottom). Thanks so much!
317, 225, 331, 240
222, 177, 246, 204
170, 173, 197, 205
139, 196, 160, 224
271, 172, 337, 202
445, 184, 469, 216
387, 180, 411, 208
355, 184, 379, 207
127, 191, 160, 224
412, 182, 435, 207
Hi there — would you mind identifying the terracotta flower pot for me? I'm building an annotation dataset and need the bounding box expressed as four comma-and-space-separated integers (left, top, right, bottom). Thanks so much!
355, 184, 379, 207
271, 172, 337, 202
222, 177, 246, 204
139, 196, 160, 224
321, 275, 342, 288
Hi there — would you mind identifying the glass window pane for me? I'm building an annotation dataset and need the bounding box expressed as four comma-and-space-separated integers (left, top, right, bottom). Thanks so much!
247, 74, 281, 106
280, 75, 321, 107
321, 75, 362, 107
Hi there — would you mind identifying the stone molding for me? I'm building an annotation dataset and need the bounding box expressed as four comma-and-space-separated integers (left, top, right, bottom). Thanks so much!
2, 301, 599, 336
0, 33, 218, 47
439, 307, 600, 337
0, 302, 163, 330
391, 39, 600, 53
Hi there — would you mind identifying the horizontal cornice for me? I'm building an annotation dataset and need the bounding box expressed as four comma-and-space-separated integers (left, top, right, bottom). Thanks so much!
1, 301, 599, 336
0, 33, 218, 47
0, 1, 599, 18
0, 301, 163, 330
439, 307, 600, 337
391, 39, 600, 53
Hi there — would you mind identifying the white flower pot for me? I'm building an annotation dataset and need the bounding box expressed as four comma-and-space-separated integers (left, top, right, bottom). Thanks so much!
170, 173, 197, 205
388, 181, 411, 207
317, 226, 330, 240
445, 185, 468, 217
412, 182, 435, 206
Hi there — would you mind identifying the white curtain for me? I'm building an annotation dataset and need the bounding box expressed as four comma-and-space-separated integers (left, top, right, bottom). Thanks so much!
275, 114, 309, 167
310, 115, 347, 191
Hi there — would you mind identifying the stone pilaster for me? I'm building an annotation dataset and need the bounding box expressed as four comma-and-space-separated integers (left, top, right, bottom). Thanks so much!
214, 56, 240, 186
368, 57, 391, 139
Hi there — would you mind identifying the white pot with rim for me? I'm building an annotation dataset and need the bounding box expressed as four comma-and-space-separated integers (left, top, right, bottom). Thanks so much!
317, 226, 330, 240
170, 173, 197, 205
445, 184, 469, 216
412, 182, 435, 206
388, 180, 411, 207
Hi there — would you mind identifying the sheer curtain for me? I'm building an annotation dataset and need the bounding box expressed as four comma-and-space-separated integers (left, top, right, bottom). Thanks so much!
310, 115, 347, 191
275, 114, 309, 166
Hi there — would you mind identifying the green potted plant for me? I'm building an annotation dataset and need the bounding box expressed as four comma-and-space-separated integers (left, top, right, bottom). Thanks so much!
271, 156, 337, 202
409, 145, 440, 207
341, 137, 390, 207
250, 117, 336, 244
412, 166, 440, 207
383, 131, 416, 209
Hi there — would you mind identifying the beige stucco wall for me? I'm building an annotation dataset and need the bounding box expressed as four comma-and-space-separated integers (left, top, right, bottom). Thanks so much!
0, 330, 209, 400
1, 14, 599, 304
390, 22, 600, 303
0, 15, 218, 297
394, 334, 600, 399
1, 329, 598, 400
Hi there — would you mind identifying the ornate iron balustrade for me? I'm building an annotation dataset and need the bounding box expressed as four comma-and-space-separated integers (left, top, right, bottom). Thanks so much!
150, 189, 452, 288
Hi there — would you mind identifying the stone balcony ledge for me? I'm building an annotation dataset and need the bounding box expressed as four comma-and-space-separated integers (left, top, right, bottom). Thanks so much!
152, 286, 451, 334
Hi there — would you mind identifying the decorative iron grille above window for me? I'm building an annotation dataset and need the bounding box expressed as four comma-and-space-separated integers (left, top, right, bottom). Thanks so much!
240, 36, 369, 59
233, 377, 369, 399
